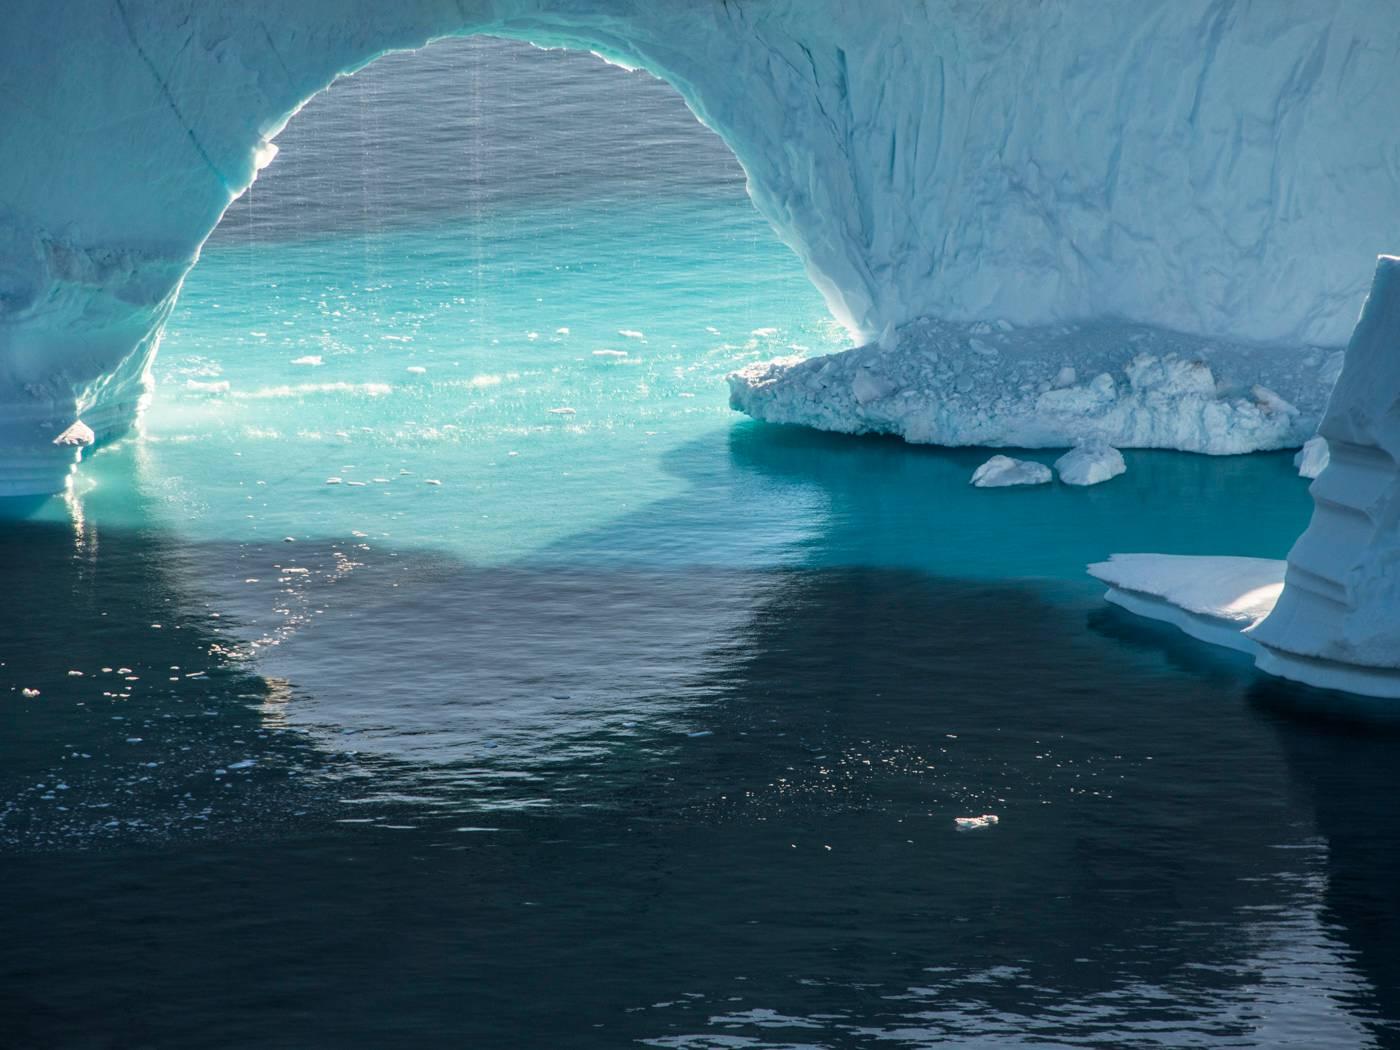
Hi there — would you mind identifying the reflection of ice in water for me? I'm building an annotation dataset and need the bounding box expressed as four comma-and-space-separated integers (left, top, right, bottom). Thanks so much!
821, 866, 1379, 1048
219, 544, 779, 772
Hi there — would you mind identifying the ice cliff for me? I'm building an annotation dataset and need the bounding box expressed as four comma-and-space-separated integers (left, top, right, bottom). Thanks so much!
3, 1, 1400, 494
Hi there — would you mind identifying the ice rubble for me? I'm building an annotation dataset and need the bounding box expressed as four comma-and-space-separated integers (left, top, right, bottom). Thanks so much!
730, 320, 1341, 454
1094, 259, 1400, 698
1055, 442, 1125, 487
3, 2, 1400, 494
970, 456, 1050, 488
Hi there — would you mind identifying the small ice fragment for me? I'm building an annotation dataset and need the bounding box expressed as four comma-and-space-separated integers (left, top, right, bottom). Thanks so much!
548, 407, 576, 416
372, 477, 390, 484
291, 355, 323, 366
347, 480, 366, 487
1053, 366, 1077, 388
592, 349, 628, 358
1295, 435, 1329, 479
325, 477, 342, 485
954, 814, 999, 830
21, 688, 39, 698
67, 670, 83, 677
619, 329, 645, 340
228, 759, 256, 770
424, 479, 442, 486
556, 327, 570, 335
970, 455, 1052, 488
52, 420, 95, 447
406, 366, 427, 374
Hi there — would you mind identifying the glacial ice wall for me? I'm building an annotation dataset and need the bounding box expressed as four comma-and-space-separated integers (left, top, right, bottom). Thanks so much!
3, 0, 1400, 494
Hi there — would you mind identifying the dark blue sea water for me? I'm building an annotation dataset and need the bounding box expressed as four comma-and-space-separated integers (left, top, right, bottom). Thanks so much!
3, 36, 1400, 1049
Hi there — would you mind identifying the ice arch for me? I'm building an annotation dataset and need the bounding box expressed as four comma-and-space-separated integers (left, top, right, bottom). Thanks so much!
3, 0, 1400, 495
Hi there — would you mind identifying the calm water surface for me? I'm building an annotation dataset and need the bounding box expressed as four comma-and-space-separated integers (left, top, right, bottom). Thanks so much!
3, 36, 1399, 1049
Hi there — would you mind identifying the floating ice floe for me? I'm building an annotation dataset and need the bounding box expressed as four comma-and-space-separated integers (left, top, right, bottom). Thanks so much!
21, 688, 40, 698
1294, 435, 1329, 479
291, 355, 323, 366
1055, 441, 1126, 486
955, 814, 999, 830
970, 455, 1051, 488
405, 366, 426, 374
548, 407, 577, 416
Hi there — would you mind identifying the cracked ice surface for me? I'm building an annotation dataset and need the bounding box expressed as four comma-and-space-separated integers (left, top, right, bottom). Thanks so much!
730, 320, 1343, 455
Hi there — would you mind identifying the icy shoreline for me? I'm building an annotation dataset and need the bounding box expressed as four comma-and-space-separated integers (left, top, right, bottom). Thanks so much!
729, 319, 1341, 455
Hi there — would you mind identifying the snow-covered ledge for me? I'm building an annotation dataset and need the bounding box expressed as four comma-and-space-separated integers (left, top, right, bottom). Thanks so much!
1091, 258, 1400, 699
5, 1, 1400, 494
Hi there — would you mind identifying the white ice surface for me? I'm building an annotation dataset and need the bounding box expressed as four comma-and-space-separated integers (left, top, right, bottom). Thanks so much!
1055, 442, 1125, 486
1294, 436, 1329, 479
970, 455, 1051, 488
1089, 554, 1285, 627
5, 2, 1400, 494
730, 319, 1341, 454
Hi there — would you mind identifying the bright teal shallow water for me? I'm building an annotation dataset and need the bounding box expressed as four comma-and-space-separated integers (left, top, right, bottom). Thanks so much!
5, 35, 1400, 1050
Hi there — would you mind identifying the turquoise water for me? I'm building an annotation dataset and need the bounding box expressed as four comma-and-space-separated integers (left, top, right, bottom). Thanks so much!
8, 35, 1400, 1050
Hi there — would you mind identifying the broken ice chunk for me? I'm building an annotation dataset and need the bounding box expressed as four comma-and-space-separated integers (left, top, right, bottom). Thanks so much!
970, 455, 1051, 488
1055, 442, 1126, 486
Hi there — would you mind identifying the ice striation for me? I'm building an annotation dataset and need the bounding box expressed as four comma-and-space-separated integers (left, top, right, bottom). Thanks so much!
730, 320, 1341, 454
1094, 258, 1400, 698
4, 1, 1400, 494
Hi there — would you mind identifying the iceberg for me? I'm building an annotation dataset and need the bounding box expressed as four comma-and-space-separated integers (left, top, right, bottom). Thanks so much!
1055, 442, 1126, 487
4, 1, 1400, 495
970, 456, 1051, 489
1094, 258, 1400, 699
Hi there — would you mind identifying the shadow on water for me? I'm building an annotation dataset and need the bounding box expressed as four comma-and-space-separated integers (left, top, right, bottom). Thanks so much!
3, 423, 1399, 1047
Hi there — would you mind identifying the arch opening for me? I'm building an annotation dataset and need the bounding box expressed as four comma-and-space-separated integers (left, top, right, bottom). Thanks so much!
129, 32, 843, 559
